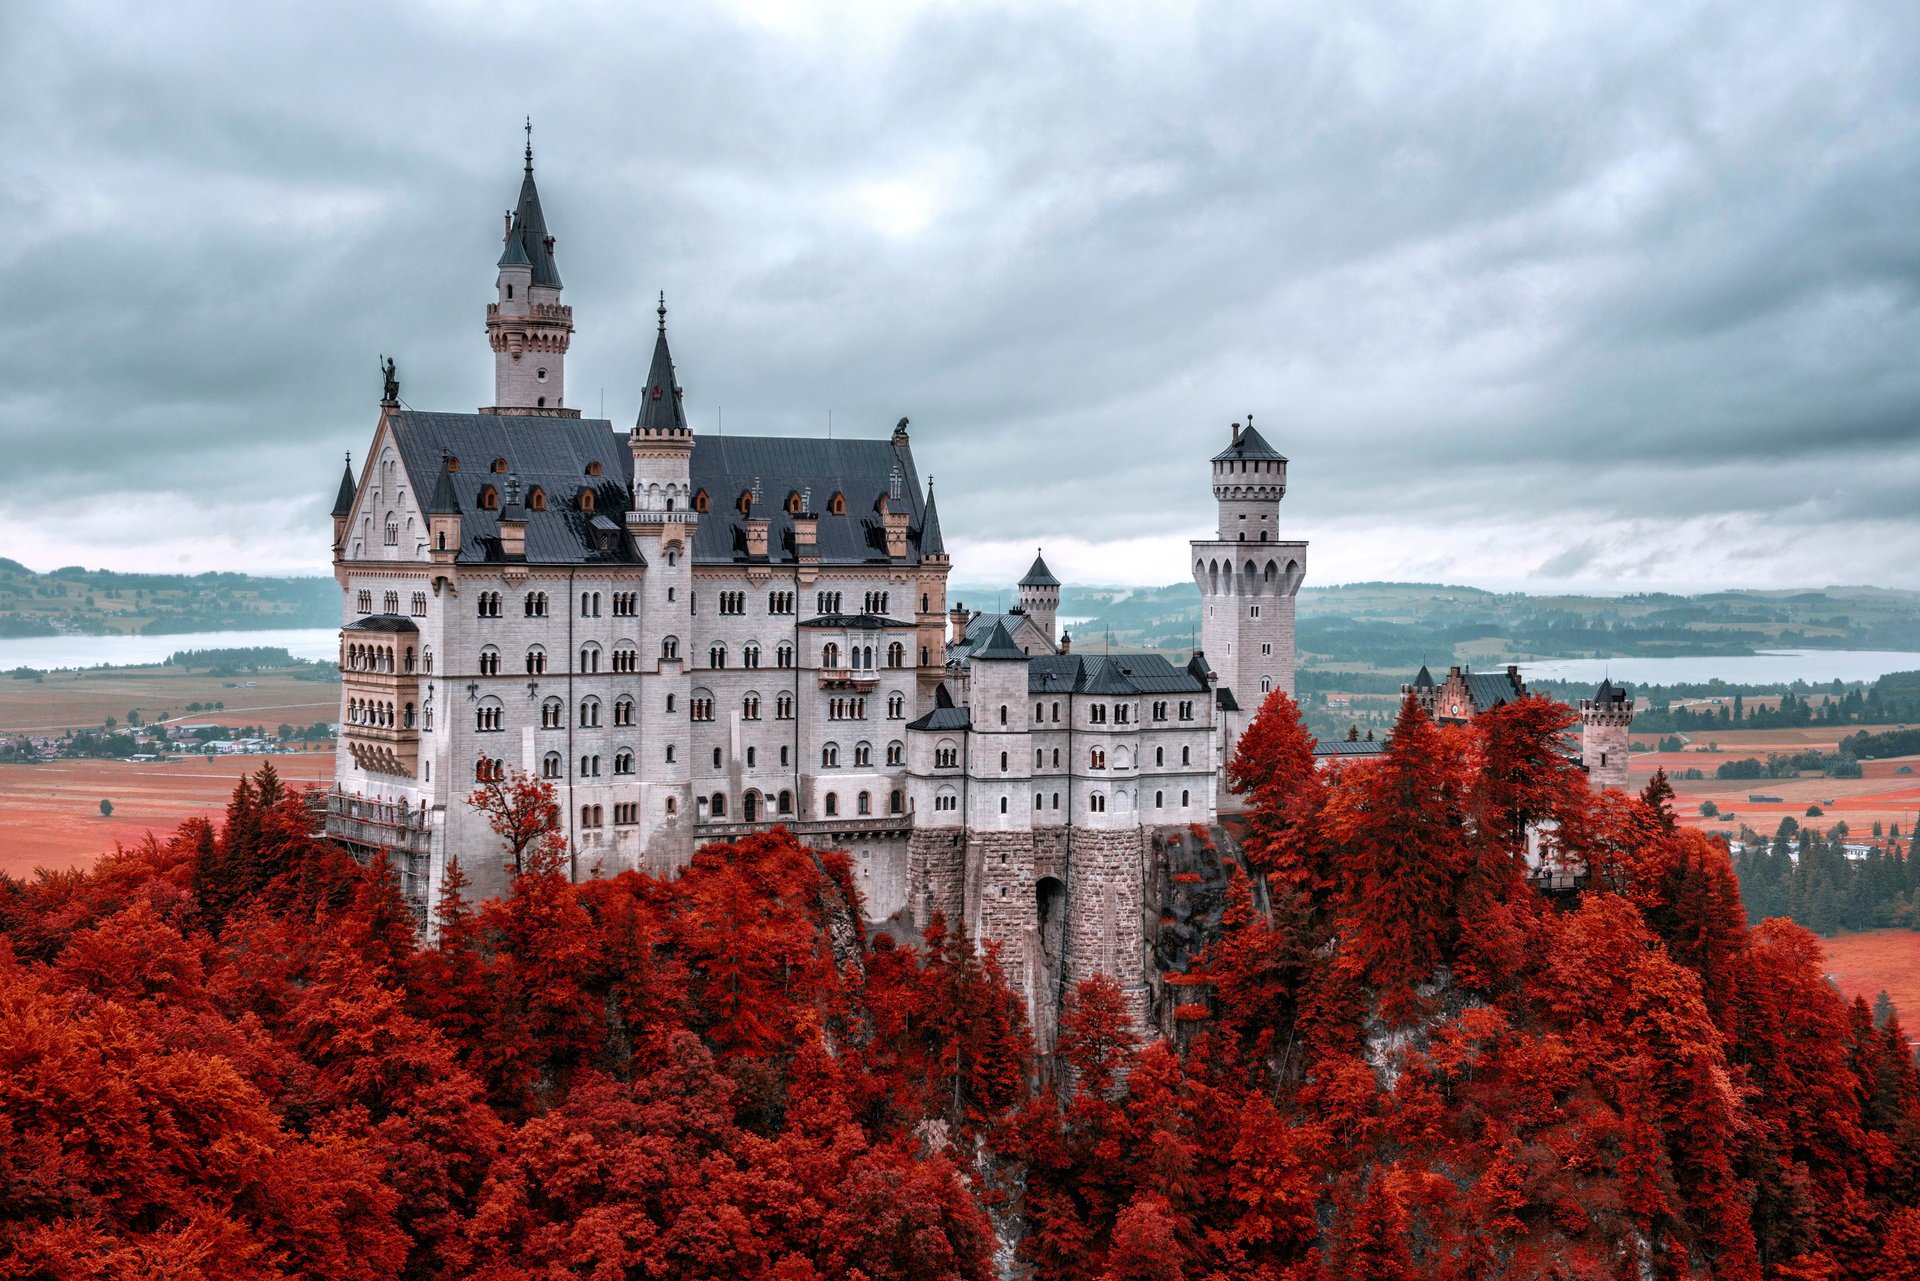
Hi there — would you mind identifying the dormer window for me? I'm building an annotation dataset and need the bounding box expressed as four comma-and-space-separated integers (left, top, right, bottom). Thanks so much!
693, 489, 710, 514
786, 491, 803, 514
527, 486, 547, 511
492, 458, 508, 473
585, 461, 602, 477
578, 488, 597, 512
828, 492, 846, 515
478, 485, 499, 510
737, 490, 753, 516
445, 456, 459, 472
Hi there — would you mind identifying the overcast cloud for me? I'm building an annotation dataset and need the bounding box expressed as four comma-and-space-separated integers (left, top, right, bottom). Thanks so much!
1, 0, 1916, 592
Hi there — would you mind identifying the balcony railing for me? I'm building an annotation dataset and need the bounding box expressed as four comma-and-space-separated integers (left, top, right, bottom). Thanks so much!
323, 788, 432, 857
817, 668, 880, 688
694, 815, 910, 841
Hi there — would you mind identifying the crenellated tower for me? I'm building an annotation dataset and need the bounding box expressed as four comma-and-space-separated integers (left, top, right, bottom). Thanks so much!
484, 124, 577, 417
1191, 417, 1306, 775
1580, 679, 1635, 790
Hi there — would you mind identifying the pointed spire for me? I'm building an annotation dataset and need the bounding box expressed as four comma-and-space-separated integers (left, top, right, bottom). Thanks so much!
426, 456, 461, 515
919, 478, 945, 556
497, 125, 561, 288
1413, 664, 1435, 688
1020, 549, 1059, 588
636, 296, 688, 433
331, 453, 357, 518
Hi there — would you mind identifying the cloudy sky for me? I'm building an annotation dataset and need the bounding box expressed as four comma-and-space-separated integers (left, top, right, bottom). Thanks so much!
3, 0, 1916, 592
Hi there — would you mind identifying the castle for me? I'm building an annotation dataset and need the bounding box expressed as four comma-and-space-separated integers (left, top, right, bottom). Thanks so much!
325, 138, 1629, 1038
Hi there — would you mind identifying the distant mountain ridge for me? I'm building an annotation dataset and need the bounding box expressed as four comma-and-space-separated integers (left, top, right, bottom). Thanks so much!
0, 559, 336, 637
947, 579, 1920, 671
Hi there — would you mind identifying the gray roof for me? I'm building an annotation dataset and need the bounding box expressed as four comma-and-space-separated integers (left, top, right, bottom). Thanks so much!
1594, 678, 1629, 702
690, 434, 932, 567
973, 619, 1028, 661
425, 462, 461, 515
636, 315, 687, 433
907, 706, 973, 732
498, 153, 561, 288
1211, 423, 1286, 464
1019, 552, 1059, 588
344, 614, 419, 634
799, 613, 917, 630
386, 411, 637, 565
1412, 665, 1435, 688
1315, 739, 1387, 757
1464, 670, 1524, 713
920, 482, 945, 556
332, 458, 357, 518
389, 405, 930, 569
1026, 652, 1207, 696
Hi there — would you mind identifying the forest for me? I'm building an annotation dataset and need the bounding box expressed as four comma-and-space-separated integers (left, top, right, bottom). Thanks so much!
3, 691, 1919, 1278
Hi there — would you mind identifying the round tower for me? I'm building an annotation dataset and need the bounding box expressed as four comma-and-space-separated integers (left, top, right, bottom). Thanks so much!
1017, 549, 1060, 649
1190, 417, 1307, 779
1580, 679, 1635, 791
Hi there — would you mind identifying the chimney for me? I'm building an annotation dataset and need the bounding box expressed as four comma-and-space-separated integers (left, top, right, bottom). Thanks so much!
883, 466, 909, 557
498, 474, 528, 560
1059, 629, 1071, 654
745, 475, 769, 557
793, 488, 819, 562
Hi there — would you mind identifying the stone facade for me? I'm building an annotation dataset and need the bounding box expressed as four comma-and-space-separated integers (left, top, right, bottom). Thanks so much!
326, 142, 1282, 1043
1580, 680, 1636, 790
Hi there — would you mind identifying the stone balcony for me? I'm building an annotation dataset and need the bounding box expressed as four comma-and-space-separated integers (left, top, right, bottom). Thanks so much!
818, 668, 880, 689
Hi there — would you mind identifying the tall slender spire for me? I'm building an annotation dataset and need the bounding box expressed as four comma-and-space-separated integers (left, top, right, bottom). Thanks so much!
485, 124, 576, 416
636, 294, 688, 433
920, 478, 945, 557
331, 453, 357, 518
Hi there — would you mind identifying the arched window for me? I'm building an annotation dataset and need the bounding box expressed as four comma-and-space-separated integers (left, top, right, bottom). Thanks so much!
887, 741, 904, 766
577, 488, 597, 512
541, 697, 564, 729
525, 645, 546, 675
579, 642, 601, 673
778, 790, 794, 814
827, 492, 846, 515
1090, 792, 1106, 814
822, 743, 840, 768
743, 693, 761, 720
585, 460, 603, 477
1181, 789, 1190, 807
693, 489, 710, 513
708, 642, 726, 669
662, 636, 680, 660
855, 742, 873, 767
478, 485, 499, 510
542, 752, 563, 779
786, 491, 804, 514
475, 698, 504, 732
614, 696, 634, 726
823, 642, 840, 668
666, 796, 678, 816
479, 646, 501, 676
579, 696, 601, 728
890, 789, 904, 814
527, 486, 547, 511
887, 642, 904, 668
737, 489, 753, 515
858, 790, 872, 815
710, 792, 727, 818
824, 793, 840, 817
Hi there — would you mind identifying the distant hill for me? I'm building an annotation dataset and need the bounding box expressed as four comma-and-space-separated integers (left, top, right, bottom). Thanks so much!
0, 560, 336, 637
948, 579, 1920, 672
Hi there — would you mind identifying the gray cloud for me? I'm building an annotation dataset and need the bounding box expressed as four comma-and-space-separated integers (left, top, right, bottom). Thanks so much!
1, 0, 1916, 588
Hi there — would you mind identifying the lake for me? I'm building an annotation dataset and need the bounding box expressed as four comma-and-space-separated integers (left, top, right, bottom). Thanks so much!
1517, 650, 1920, 689
0, 628, 341, 671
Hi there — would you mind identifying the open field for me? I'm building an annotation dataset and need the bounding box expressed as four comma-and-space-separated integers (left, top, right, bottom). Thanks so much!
0, 667, 336, 735
1624, 725, 1920, 841
0, 752, 333, 878
1820, 931, 1920, 1035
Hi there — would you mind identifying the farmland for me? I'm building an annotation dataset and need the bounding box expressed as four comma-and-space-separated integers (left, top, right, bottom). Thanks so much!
1819, 930, 1920, 1035
0, 751, 333, 878
0, 666, 336, 736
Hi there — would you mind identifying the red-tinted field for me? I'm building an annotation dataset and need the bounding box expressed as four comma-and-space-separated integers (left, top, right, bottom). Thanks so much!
0, 752, 333, 879
1820, 930, 1920, 1036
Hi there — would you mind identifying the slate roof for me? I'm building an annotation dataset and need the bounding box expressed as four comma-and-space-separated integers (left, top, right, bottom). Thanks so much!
907, 706, 973, 732
973, 619, 1028, 661
920, 482, 945, 556
1412, 665, 1435, 688
1593, 678, 1629, 703
689, 434, 931, 567
1211, 423, 1286, 464
1026, 653, 1208, 697
636, 316, 687, 433
1314, 739, 1387, 757
1019, 552, 1059, 588
344, 614, 419, 634
425, 462, 461, 515
332, 459, 357, 518
798, 613, 917, 630
499, 151, 562, 288
1464, 670, 1524, 713
386, 411, 638, 565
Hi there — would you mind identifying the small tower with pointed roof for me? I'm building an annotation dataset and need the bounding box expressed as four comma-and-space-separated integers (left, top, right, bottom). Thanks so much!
1580, 679, 1635, 791
330, 454, 357, 553
484, 122, 578, 417
1018, 550, 1061, 649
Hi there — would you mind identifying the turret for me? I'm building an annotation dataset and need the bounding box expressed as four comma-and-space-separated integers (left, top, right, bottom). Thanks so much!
497, 474, 528, 561
425, 456, 462, 562
1017, 550, 1060, 647
1580, 679, 1635, 791
484, 124, 577, 417
330, 453, 357, 553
